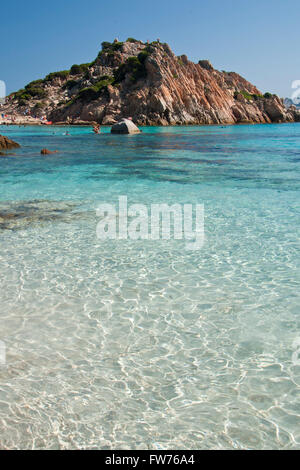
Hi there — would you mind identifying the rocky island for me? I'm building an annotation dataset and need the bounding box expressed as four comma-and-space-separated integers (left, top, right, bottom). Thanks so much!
2, 38, 300, 126
0, 134, 20, 150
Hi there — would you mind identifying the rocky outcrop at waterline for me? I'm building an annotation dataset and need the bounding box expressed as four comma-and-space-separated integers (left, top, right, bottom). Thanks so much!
111, 118, 141, 134
3, 39, 300, 125
0, 135, 20, 150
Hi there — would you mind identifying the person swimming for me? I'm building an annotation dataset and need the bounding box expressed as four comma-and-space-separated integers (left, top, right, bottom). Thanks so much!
93, 123, 100, 134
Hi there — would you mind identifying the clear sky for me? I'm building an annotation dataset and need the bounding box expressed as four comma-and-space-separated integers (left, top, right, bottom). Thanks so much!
1, 0, 299, 98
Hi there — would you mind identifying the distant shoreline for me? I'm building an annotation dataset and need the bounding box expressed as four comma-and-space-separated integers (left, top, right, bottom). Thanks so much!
1, 121, 299, 128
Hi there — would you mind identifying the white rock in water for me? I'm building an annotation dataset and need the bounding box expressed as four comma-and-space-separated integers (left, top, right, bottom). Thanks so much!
111, 118, 141, 134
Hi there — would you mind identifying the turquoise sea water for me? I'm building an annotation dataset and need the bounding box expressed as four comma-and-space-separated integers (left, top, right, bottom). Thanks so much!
0, 123, 299, 449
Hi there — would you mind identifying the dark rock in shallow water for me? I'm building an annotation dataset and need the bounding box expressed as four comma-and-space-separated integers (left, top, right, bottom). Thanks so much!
0, 135, 20, 150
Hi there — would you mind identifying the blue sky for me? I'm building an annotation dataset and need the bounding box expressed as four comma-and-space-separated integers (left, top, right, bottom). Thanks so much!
1, 0, 299, 98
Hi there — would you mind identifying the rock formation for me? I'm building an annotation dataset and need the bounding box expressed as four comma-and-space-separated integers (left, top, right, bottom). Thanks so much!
111, 118, 141, 134
3, 39, 300, 125
40, 148, 58, 155
0, 135, 20, 150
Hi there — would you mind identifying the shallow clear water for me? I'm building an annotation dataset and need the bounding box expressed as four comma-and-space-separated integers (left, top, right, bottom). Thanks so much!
0, 123, 299, 449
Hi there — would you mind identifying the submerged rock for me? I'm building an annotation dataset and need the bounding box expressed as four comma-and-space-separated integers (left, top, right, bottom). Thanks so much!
0, 200, 81, 230
0, 135, 20, 150
111, 118, 141, 134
